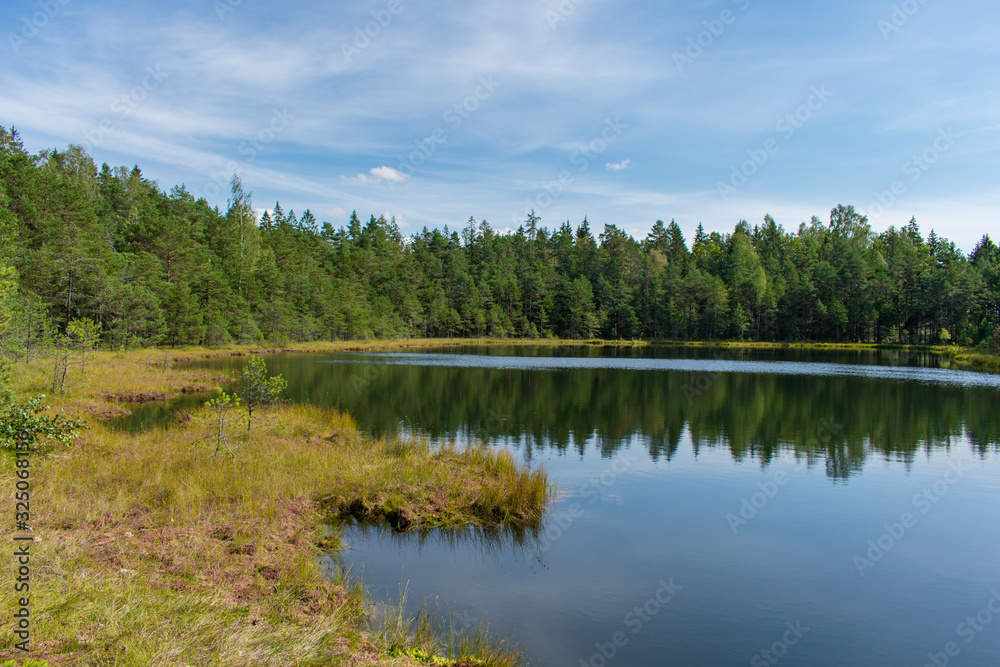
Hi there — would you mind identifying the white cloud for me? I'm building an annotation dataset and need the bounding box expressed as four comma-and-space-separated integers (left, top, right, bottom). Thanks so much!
343, 165, 412, 186
372, 166, 410, 183
606, 159, 631, 171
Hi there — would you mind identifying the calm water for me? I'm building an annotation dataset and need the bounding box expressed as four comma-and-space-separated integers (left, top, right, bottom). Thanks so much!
230, 347, 1000, 664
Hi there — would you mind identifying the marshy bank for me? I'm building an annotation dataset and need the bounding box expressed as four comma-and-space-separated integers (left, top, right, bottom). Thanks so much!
4, 337, 1000, 665
0, 343, 553, 665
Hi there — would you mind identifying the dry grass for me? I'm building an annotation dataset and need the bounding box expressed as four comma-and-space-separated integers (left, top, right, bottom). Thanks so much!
0, 345, 553, 666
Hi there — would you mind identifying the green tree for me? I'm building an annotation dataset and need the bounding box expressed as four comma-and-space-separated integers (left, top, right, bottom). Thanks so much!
66, 317, 100, 370
226, 175, 260, 299
200, 391, 242, 458
235, 356, 287, 432
99, 280, 167, 348
729, 229, 767, 338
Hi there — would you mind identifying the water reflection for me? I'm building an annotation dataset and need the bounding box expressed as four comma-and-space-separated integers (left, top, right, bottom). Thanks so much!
339, 520, 545, 568
108, 389, 218, 433
250, 349, 1000, 480
293, 348, 1000, 666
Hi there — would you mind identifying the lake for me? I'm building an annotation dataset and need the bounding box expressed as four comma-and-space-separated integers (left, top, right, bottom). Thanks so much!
223, 346, 1000, 665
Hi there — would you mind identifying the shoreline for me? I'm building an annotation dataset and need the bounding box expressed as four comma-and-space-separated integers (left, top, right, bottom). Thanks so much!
2, 338, 996, 665
0, 343, 550, 666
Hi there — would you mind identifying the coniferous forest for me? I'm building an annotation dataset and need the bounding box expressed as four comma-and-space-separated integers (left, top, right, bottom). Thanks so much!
2, 127, 999, 353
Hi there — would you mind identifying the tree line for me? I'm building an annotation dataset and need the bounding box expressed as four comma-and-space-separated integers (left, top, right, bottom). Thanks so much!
2, 127, 999, 355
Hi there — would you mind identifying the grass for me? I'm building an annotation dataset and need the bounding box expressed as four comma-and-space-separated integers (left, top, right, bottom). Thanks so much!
323, 440, 549, 531
3, 336, 995, 665
0, 344, 553, 665
952, 348, 1000, 371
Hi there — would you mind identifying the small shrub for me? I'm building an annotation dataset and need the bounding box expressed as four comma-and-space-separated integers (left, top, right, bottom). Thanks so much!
199, 391, 243, 458
235, 356, 287, 432
0, 395, 86, 450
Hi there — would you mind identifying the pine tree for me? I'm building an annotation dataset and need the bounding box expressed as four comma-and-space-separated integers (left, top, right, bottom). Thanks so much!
226, 175, 260, 299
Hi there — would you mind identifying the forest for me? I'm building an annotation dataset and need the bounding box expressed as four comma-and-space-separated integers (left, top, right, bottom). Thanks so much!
1, 126, 999, 354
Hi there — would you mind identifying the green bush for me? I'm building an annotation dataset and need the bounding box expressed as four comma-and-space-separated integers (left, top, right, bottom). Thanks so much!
0, 395, 86, 450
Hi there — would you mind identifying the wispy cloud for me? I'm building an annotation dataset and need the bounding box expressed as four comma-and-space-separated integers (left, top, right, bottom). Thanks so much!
1, 0, 997, 251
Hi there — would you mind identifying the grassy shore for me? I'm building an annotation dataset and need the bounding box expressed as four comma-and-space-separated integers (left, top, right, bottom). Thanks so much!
2, 337, 997, 665
0, 343, 553, 665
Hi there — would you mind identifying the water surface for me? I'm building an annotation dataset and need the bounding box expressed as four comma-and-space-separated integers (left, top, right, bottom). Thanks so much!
238, 347, 1000, 665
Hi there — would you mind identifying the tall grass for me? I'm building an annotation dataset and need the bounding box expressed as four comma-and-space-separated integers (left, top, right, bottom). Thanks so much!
0, 347, 550, 665
323, 438, 551, 531
367, 586, 523, 667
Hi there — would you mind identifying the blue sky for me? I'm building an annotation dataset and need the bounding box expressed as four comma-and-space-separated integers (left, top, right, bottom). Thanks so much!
2, 0, 998, 251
